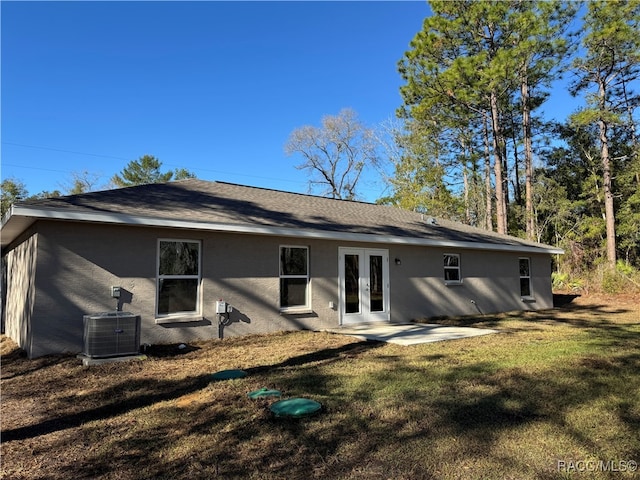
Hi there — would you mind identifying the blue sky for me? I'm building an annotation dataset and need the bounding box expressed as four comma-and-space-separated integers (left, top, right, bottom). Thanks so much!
2, 1, 581, 203
2, 1, 434, 202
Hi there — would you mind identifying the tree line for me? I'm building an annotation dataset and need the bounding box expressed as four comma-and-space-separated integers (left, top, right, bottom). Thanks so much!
1, 155, 195, 216
387, 0, 639, 290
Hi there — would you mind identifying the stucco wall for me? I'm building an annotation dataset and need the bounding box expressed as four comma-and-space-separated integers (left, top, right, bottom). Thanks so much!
2, 231, 38, 353
13, 220, 554, 357
206, 234, 339, 338
31, 222, 217, 357
388, 245, 553, 321
27, 222, 342, 357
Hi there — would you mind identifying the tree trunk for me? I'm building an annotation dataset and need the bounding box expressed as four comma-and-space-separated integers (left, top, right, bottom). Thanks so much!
463, 166, 470, 224
596, 75, 617, 269
490, 91, 508, 234
521, 73, 535, 241
483, 112, 493, 231
510, 113, 522, 206
599, 116, 617, 268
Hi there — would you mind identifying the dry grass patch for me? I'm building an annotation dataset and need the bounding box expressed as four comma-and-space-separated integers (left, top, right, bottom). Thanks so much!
2, 295, 639, 479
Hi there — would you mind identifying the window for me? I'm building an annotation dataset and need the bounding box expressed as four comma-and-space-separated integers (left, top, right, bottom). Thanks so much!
280, 246, 309, 311
157, 240, 201, 318
519, 257, 533, 298
444, 253, 461, 284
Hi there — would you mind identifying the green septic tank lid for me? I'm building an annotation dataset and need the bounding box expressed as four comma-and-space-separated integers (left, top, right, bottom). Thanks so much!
270, 397, 322, 418
247, 387, 282, 399
211, 369, 247, 381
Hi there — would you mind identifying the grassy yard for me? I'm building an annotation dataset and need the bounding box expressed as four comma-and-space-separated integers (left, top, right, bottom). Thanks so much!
1, 295, 639, 479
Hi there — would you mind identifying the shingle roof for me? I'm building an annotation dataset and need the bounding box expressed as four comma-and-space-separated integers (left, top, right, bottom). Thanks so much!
1, 179, 563, 253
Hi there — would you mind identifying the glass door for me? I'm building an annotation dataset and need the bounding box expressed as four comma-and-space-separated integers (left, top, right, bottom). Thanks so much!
344, 253, 361, 314
339, 248, 389, 325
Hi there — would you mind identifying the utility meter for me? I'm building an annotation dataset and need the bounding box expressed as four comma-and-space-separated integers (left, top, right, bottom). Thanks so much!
216, 300, 227, 314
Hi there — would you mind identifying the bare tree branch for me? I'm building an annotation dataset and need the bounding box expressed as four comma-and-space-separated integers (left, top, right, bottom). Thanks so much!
285, 108, 378, 200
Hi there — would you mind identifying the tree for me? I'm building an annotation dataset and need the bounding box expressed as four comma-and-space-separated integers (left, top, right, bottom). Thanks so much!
111, 155, 175, 187
570, 0, 640, 269
1, 178, 28, 217
173, 168, 197, 181
284, 108, 379, 200
397, 0, 575, 236
397, 1, 510, 233
63, 170, 103, 195
1, 179, 63, 217
397, 1, 492, 227
377, 120, 463, 219
508, 1, 576, 240
28, 190, 62, 201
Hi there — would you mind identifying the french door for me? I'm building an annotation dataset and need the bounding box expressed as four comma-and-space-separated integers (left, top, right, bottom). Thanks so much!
339, 248, 390, 325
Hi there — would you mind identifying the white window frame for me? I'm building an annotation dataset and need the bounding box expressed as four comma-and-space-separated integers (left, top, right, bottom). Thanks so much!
279, 245, 310, 312
156, 239, 202, 322
519, 257, 534, 299
443, 253, 462, 285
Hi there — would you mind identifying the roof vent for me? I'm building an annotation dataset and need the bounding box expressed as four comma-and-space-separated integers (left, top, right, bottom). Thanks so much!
426, 217, 438, 226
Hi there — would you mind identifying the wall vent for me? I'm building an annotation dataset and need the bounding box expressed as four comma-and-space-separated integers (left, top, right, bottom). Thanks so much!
83, 312, 141, 358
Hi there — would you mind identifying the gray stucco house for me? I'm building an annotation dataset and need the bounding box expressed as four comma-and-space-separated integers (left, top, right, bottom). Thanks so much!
1, 179, 562, 358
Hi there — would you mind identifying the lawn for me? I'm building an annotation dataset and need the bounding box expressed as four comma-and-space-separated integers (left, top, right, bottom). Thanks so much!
1, 294, 639, 479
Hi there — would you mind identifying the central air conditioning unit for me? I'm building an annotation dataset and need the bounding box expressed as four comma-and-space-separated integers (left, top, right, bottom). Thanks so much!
83, 312, 141, 358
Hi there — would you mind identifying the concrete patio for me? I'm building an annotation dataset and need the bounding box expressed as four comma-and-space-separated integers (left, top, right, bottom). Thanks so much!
327, 322, 498, 346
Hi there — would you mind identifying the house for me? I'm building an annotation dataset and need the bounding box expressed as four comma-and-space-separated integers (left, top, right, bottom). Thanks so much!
1, 179, 563, 358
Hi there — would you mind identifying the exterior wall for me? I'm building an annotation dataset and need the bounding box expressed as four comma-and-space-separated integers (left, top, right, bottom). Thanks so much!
24, 221, 342, 357
30, 222, 216, 357
8, 220, 554, 357
2, 230, 38, 353
387, 245, 553, 321
206, 233, 339, 338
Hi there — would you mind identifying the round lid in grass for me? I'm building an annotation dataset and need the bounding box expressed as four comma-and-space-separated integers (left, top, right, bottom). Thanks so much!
269, 397, 322, 418
211, 369, 247, 381
247, 387, 282, 399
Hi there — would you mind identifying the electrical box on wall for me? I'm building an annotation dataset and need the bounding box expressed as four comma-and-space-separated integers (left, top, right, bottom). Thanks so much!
111, 286, 121, 298
216, 300, 227, 314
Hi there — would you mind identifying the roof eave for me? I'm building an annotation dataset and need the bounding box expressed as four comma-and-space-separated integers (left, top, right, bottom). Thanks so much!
1, 206, 37, 249
0, 206, 565, 255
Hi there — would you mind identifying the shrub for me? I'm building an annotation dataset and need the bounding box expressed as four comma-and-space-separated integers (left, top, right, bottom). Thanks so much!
551, 271, 568, 290
601, 261, 640, 294
602, 269, 626, 294
552, 271, 587, 292
616, 259, 635, 276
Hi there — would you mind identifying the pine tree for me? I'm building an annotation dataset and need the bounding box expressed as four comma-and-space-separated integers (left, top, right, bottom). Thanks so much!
570, 0, 640, 269
397, 0, 573, 235
111, 155, 174, 187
